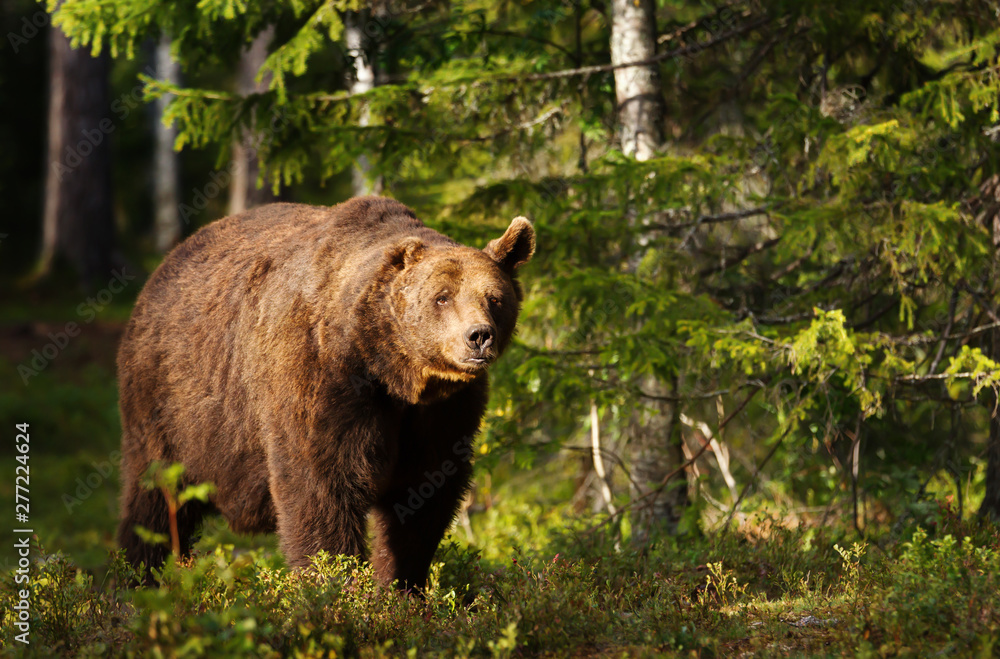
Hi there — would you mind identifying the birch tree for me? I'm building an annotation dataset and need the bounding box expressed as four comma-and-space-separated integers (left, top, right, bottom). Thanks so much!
153, 34, 181, 253
610, 0, 663, 160
610, 0, 688, 538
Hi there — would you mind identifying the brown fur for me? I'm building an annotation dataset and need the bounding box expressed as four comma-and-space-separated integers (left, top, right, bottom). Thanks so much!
116, 196, 534, 589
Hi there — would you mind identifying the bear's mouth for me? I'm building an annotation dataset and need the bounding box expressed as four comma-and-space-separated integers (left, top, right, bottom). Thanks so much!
462, 357, 489, 365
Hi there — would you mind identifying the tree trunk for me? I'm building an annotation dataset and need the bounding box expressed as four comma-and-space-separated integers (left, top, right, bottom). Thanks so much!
228, 27, 277, 216
610, 0, 664, 160
344, 10, 384, 197
38, 23, 116, 287
611, 0, 686, 538
979, 379, 1000, 521
978, 321, 1000, 521
153, 34, 182, 253
630, 376, 690, 540
977, 174, 1000, 520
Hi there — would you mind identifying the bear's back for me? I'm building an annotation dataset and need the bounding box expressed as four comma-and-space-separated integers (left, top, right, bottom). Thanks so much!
164, 198, 424, 278
136, 197, 439, 317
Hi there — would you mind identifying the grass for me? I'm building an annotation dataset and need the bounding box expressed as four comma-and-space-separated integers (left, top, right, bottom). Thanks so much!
0, 493, 998, 656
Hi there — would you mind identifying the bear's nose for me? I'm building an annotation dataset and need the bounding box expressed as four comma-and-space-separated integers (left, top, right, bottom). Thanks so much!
464, 324, 494, 352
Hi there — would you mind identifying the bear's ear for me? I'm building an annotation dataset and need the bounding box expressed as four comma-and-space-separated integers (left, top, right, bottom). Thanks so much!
387, 237, 426, 270
484, 216, 535, 273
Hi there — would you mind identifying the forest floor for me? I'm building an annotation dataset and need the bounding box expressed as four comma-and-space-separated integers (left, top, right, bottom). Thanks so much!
0, 503, 997, 657
0, 299, 999, 657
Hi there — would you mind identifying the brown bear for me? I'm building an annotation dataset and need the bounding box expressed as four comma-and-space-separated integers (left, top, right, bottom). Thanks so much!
116, 196, 534, 589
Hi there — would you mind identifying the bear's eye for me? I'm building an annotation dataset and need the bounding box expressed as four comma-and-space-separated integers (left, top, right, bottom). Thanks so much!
488, 296, 500, 307
436, 295, 449, 306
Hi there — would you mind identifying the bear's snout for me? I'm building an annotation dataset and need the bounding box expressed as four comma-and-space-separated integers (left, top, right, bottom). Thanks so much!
463, 323, 495, 359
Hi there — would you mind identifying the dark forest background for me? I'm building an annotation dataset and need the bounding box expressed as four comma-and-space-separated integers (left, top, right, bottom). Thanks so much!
1, 0, 1000, 655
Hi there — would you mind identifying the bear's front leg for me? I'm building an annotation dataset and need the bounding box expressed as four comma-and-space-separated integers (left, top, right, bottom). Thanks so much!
371, 455, 473, 591
265, 413, 392, 570
270, 474, 371, 568
371, 384, 484, 591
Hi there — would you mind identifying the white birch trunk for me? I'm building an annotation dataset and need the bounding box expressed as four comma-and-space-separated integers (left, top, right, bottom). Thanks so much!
345, 11, 383, 197
153, 34, 182, 253
610, 0, 688, 539
610, 0, 663, 161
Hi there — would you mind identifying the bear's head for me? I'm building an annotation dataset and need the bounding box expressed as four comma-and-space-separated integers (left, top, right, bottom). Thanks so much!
383, 217, 535, 400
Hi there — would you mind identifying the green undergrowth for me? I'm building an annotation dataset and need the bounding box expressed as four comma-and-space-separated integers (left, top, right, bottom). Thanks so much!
1, 510, 998, 658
